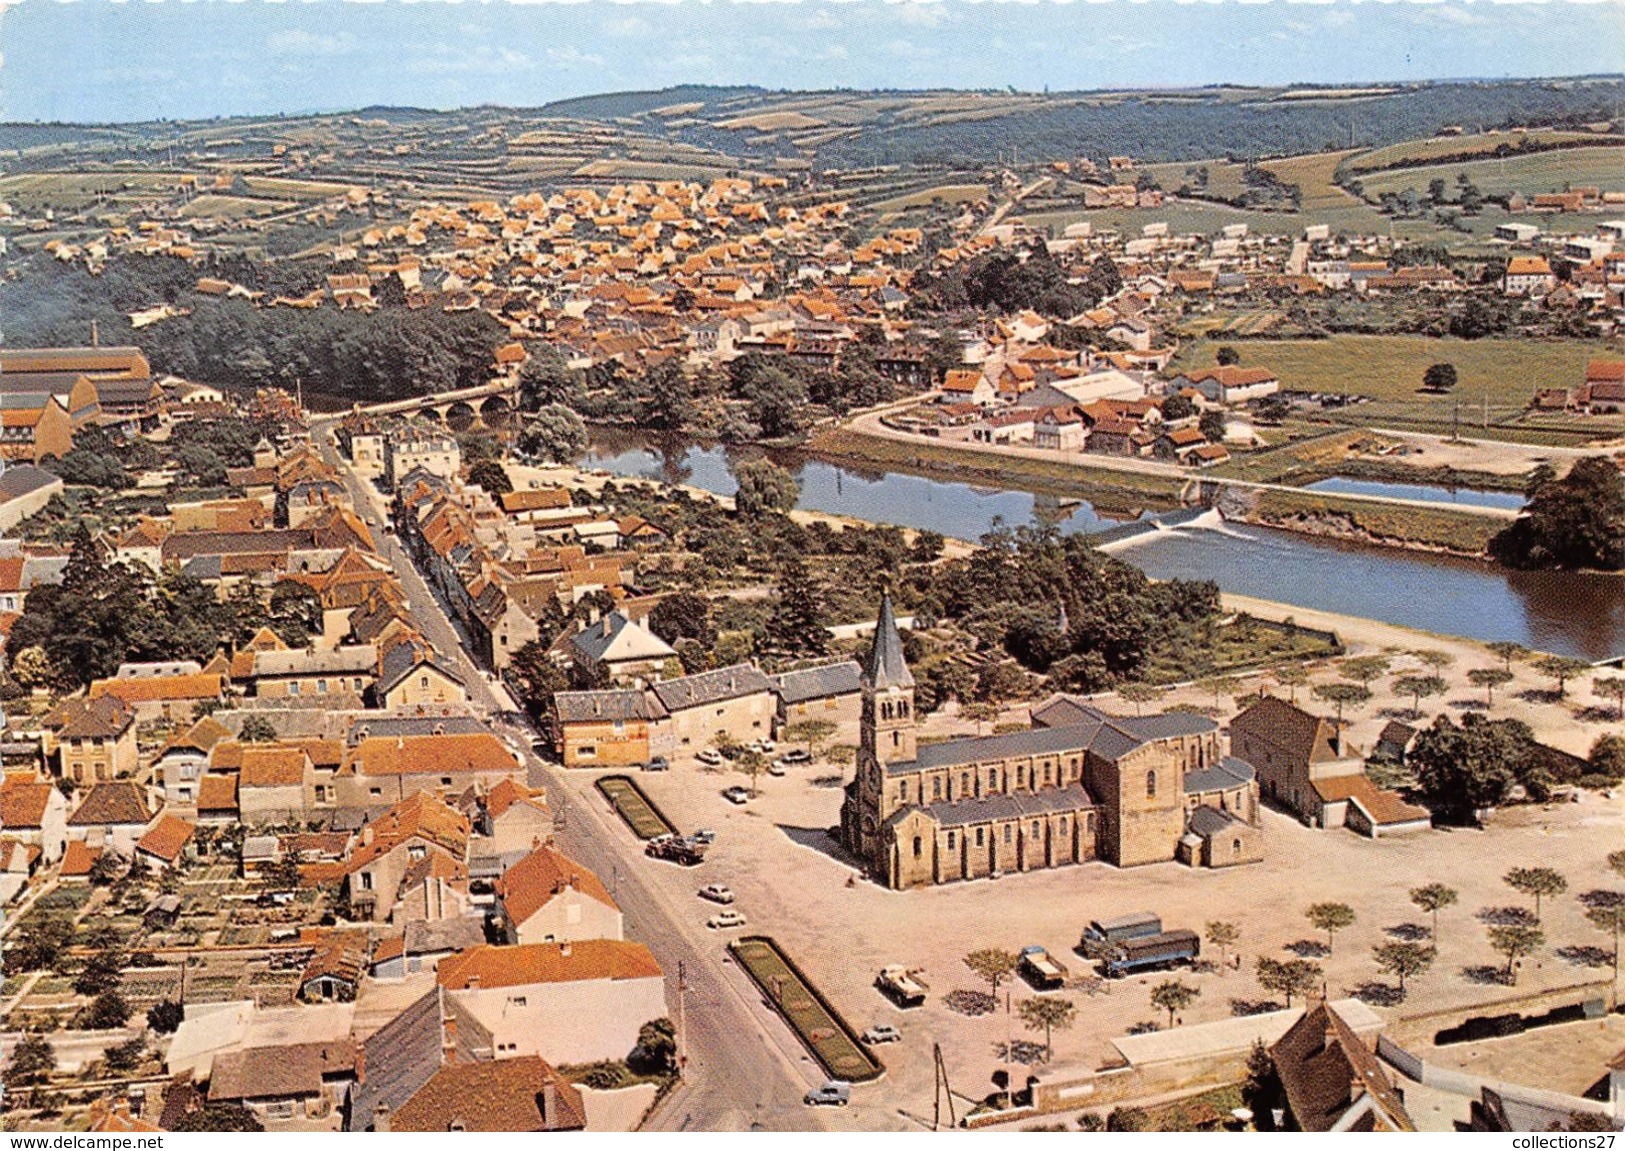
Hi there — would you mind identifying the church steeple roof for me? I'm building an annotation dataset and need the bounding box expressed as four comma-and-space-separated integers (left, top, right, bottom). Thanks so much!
864, 593, 914, 690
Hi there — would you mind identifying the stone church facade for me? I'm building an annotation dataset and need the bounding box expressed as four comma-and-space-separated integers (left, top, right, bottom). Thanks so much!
839, 596, 1262, 890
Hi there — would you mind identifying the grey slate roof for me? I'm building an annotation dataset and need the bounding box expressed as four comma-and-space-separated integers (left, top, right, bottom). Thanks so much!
1187, 804, 1247, 838
404, 917, 488, 957
771, 661, 862, 706
554, 689, 665, 724
377, 643, 464, 697
864, 594, 914, 689
346, 987, 485, 1131
903, 784, 1095, 829
651, 663, 774, 712
1184, 756, 1256, 795
0, 465, 61, 501
345, 714, 488, 745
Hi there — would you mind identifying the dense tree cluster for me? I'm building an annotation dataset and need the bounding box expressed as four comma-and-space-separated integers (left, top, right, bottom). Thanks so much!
915, 247, 1118, 319
1409, 712, 1552, 824
1492, 457, 1625, 571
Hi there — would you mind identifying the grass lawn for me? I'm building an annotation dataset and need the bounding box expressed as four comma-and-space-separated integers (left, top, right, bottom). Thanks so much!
1247, 487, 1503, 555
868, 183, 989, 213
1134, 1083, 1246, 1131
596, 775, 677, 840
1176, 335, 1611, 408
730, 936, 882, 1083
1354, 145, 1625, 201
1346, 130, 1618, 174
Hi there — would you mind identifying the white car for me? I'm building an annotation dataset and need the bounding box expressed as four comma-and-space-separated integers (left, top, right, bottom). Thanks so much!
722, 786, 751, 805
707, 909, 747, 930
696, 749, 723, 766
698, 884, 735, 905
862, 1024, 902, 1045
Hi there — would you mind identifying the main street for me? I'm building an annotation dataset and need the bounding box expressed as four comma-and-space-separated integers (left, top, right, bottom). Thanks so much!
309, 419, 831, 1131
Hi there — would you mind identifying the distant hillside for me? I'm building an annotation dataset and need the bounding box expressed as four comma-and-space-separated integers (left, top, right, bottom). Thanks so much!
536, 85, 765, 122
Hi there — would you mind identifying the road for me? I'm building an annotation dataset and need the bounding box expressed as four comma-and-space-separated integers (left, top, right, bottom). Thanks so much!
310, 421, 829, 1130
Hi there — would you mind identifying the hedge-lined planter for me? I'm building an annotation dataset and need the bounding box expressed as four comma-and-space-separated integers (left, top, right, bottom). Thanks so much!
730, 935, 883, 1084
596, 775, 677, 840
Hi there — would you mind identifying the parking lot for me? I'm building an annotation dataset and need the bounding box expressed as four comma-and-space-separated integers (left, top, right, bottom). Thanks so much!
554, 748, 1625, 1125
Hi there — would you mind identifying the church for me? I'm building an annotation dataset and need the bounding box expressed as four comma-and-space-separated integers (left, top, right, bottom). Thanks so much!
839, 596, 1264, 889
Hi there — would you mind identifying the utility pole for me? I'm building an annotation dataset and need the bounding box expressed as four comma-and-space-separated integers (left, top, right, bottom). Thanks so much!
932, 1043, 958, 1131
676, 959, 688, 1077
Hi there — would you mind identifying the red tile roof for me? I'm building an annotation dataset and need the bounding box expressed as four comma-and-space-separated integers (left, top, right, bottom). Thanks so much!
495, 845, 617, 927
437, 939, 660, 991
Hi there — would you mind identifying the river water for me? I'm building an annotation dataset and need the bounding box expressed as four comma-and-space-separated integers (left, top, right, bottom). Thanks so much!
582, 432, 1625, 660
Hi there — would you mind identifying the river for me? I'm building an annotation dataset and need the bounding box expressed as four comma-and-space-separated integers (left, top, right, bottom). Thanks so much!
582, 431, 1625, 661
1303, 476, 1526, 511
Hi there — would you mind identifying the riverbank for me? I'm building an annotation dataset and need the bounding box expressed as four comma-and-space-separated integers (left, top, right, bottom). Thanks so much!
1231, 487, 1504, 558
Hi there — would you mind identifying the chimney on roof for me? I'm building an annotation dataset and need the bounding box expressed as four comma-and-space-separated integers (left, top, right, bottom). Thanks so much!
542, 1082, 558, 1130
465, 974, 480, 990
373, 1104, 391, 1133
560, 941, 571, 957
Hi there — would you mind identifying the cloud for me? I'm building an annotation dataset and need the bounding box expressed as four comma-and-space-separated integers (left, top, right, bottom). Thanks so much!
604, 15, 653, 37
1420, 3, 1489, 26
266, 29, 357, 56
545, 45, 606, 68
889, 1, 951, 29
404, 44, 537, 75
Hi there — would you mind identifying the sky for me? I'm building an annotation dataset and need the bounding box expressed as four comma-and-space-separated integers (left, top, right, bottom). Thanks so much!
2, 0, 1623, 124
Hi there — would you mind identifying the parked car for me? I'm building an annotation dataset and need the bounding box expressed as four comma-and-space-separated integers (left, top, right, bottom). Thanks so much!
695, 749, 723, 767
766, 760, 786, 777
691, 828, 717, 845
707, 909, 747, 930
804, 1081, 851, 1107
747, 739, 777, 754
698, 884, 735, 904
530, 738, 549, 754
644, 756, 670, 772
779, 748, 812, 765
722, 786, 752, 805
862, 1024, 902, 1045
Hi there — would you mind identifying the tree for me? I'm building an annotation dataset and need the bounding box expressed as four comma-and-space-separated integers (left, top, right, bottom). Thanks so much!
1206, 921, 1240, 968
1583, 895, 1625, 1005
10, 645, 54, 690
1503, 866, 1566, 923
1487, 923, 1544, 982
520, 404, 588, 464
1591, 735, 1625, 786
1495, 456, 1625, 571
1161, 393, 1196, 421
174, 1104, 264, 1133
1532, 654, 1591, 699
1411, 713, 1529, 824
268, 579, 323, 648
147, 1000, 185, 1034
466, 458, 512, 496
1371, 941, 1435, 991
784, 719, 836, 759
765, 554, 827, 656
1272, 663, 1309, 704
1487, 640, 1528, 672
103, 1035, 147, 1073
517, 350, 578, 410
1611, 849, 1625, 880
1339, 654, 1390, 688
80, 990, 132, 1030
1422, 363, 1458, 393
1198, 409, 1227, 444
1410, 883, 1458, 943
1393, 673, 1446, 719
735, 750, 768, 797
1215, 345, 1241, 366
1017, 995, 1076, 1061
648, 591, 716, 649
1241, 1040, 1285, 1129
1149, 978, 1199, 1028
239, 714, 278, 743
963, 948, 1020, 999
1468, 667, 1514, 709
1118, 682, 1167, 717
733, 458, 799, 518
1414, 649, 1455, 674
909, 530, 945, 564
1255, 956, 1320, 1008
1593, 676, 1625, 722
628, 1017, 678, 1076
4, 1034, 55, 1087
1311, 682, 1370, 726
74, 948, 128, 996
1305, 902, 1356, 953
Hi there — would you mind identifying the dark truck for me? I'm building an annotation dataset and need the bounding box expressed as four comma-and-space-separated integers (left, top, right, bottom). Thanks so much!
1081, 912, 1200, 979
644, 834, 707, 867
1018, 945, 1069, 991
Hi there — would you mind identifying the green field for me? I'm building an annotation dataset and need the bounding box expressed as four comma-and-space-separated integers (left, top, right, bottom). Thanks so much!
1354, 145, 1625, 201
177, 194, 297, 219
1178, 335, 1608, 405
868, 182, 989, 213
730, 936, 883, 1084
596, 775, 676, 840
1347, 130, 1619, 174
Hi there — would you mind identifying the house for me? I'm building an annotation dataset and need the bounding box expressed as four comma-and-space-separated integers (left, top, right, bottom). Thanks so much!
552, 689, 667, 769
1373, 720, 1417, 765
383, 431, 461, 490
370, 917, 487, 979
347, 987, 585, 1132
651, 663, 778, 756
1503, 256, 1555, 297
342, 791, 470, 922
1032, 406, 1087, 452
0, 465, 65, 533
968, 409, 1037, 445
479, 779, 553, 856
250, 645, 377, 701
0, 836, 41, 901
1171, 366, 1281, 406
167, 999, 355, 1083
437, 940, 666, 1065
89, 673, 226, 726
336, 731, 522, 808
1, 770, 69, 862
771, 660, 863, 733
0, 393, 77, 463
1578, 360, 1625, 413
135, 814, 195, 869
940, 369, 997, 407
561, 612, 676, 683
1154, 425, 1208, 463
495, 845, 622, 945
42, 696, 138, 784
238, 745, 311, 823
206, 1040, 357, 1126
299, 934, 368, 1003
67, 781, 154, 856
1230, 698, 1429, 836
376, 646, 468, 711
1271, 1001, 1415, 1132
154, 716, 233, 807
